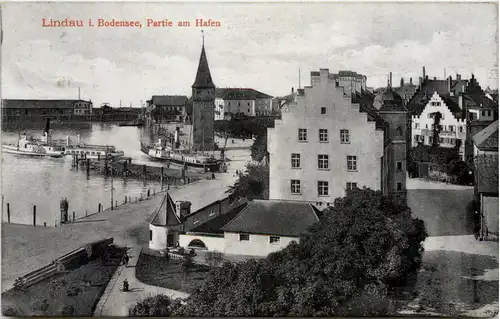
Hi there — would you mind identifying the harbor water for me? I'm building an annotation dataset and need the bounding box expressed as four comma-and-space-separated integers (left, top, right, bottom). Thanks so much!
1, 123, 171, 226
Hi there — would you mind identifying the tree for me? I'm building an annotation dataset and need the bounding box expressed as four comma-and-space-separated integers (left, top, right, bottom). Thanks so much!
143, 189, 428, 317
446, 159, 473, 185
226, 163, 269, 201
250, 132, 268, 162
431, 112, 443, 148
129, 294, 178, 316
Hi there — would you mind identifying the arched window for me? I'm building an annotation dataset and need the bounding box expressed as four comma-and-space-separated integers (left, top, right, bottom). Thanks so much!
396, 126, 402, 136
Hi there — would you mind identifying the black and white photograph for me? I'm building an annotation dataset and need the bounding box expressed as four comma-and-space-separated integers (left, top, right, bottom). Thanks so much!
0, 1, 498, 317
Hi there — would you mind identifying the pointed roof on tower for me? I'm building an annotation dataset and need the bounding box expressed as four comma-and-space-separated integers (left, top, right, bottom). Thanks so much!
192, 32, 215, 89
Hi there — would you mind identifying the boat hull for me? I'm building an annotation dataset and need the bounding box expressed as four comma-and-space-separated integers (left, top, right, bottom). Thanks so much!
2, 145, 64, 158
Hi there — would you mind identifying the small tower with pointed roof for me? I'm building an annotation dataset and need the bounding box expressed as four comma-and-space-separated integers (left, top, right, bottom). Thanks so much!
191, 31, 215, 151
376, 74, 408, 204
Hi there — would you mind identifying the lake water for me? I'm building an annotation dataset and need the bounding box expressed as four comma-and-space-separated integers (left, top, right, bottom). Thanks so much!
1, 122, 170, 226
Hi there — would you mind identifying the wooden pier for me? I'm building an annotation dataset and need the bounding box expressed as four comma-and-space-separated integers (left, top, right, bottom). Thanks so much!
73, 156, 210, 183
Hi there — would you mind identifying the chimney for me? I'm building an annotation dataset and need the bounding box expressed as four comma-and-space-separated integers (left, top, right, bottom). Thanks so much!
433, 77, 437, 80
458, 94, 463, 109
291, 87, 294, 94
410, 77, 413, 85
423, 66, 426, 80
448, 76, 452, 93
457, 74, 461, 80
400, 77, 404, 87
389, 72, 392, 87
426, 76, 429, 80
419, 76, 423, 88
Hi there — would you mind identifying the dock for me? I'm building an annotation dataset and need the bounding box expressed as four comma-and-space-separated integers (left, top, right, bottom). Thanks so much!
73, 156, 211, 183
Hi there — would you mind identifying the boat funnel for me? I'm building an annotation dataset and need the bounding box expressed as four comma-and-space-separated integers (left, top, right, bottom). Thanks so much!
44, 118, 51, 134
174, 127, 180, 149
66, 135, 70, 147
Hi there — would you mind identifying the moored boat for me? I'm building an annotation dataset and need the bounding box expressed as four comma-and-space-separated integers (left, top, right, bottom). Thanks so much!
53, 135, 125, 160
2, 133, 64, 158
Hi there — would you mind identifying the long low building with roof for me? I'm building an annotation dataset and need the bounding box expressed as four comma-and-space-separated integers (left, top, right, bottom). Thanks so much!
147, 193, 321, 258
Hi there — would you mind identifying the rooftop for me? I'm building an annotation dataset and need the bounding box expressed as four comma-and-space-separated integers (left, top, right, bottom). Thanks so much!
221, 199, 321, 237
3, 99, 91, 109
215, 88, 272, 100
149, 95, 188, 106
473, 120, 499, 151
476, 155, 499, 194
187, 201, 249, 234
146, 193, 182, 227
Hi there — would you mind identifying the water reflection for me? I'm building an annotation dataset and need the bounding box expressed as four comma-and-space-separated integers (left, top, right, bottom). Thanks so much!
1, 123, 169, 225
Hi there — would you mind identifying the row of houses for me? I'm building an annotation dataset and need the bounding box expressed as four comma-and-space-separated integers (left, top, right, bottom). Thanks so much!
405, 68, 497, 161
147, 64, 412, 258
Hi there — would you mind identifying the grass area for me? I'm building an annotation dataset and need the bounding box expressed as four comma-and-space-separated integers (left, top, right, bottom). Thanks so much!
1, 256, 122, 316
135, 252, 211, 293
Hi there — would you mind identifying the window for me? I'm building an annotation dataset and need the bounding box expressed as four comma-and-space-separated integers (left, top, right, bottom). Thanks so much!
298, 129, 307, 142
193, 218, 200, 225
481, 110, 485, 117
429, 136, 433, 144
318, 181, 329, 196
291, 180, 301, 194
239, 234, 250, 241
347, 156, 357, 171
321, 107, 327, 114
346, 182, 357, 190
269, 236, 280, 244
425, 124, 429, 129
238, 102, 241, 106
449, 125, 454, 132
318, 154, 329, 169
248, 102, 250, 106
291, 153, 301, 168
319, 129, 328, 142
488, 110, 492, 116
414, 135, 419, 142
397, 161, 403, 171
340, 129, 350, 144
149, 230, 152, 241
397, 182, 403, 191
439, 138, 444, 143
459, 126, 463, 133
450, 138, 455, 145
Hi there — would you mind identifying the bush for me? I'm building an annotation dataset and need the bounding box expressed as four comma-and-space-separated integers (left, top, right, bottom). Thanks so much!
182, 255, 194, 272
60, 304, 75, 316
66, 286, 81, 297
129, 294, 174, 316
205, 251, 223, 268
2, 307, 19, 317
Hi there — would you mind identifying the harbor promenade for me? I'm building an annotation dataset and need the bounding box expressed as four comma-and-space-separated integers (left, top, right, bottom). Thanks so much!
1, 139, 252, 294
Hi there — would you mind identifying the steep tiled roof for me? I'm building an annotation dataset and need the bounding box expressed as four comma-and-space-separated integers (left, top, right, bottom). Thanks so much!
374, 86, 405, 112
3, 99, 84, 109
407, 79, 468, 116
473, 120, 499, 151
215, 88, 272, 100
188, 202, 249, 234
221, 199, 321, 237
351, 90, 389, 131
146, 193, 182, 227
150, 95, 187, 106
192, 45, 215, 89
476, 155, 499, 194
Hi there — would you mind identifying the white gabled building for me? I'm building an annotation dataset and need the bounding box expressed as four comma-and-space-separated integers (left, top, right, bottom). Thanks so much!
214, 88, 273, 120
411, 91, 467, 159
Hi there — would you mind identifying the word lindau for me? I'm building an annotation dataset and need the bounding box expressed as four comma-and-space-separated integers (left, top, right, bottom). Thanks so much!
41, 18, 84, 27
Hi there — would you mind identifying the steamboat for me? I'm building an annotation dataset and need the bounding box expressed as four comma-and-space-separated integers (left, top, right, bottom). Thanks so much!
61, 135, 125, 159
141, 126, 220, 171
2, 120, 64, 158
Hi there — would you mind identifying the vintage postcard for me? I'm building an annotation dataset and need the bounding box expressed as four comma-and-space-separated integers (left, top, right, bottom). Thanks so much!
0, 1, 498, 317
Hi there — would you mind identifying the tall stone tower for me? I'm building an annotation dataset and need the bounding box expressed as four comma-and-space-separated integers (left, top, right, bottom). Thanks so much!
375, 81, 408, 205
191, 33, 215, 152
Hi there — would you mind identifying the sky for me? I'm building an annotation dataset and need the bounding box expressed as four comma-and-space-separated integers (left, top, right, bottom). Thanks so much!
1, 2, 498, 108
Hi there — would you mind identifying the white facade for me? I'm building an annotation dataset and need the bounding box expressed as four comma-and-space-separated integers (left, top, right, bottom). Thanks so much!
223, 232, 298, 257
267, 69, 384, 207
179, 233, 225, 252
149, 224, 177, 251
74, 100, 93, 115
178, 232, 298, 257
411, 92, 466, 159
214, 94, 273, 120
